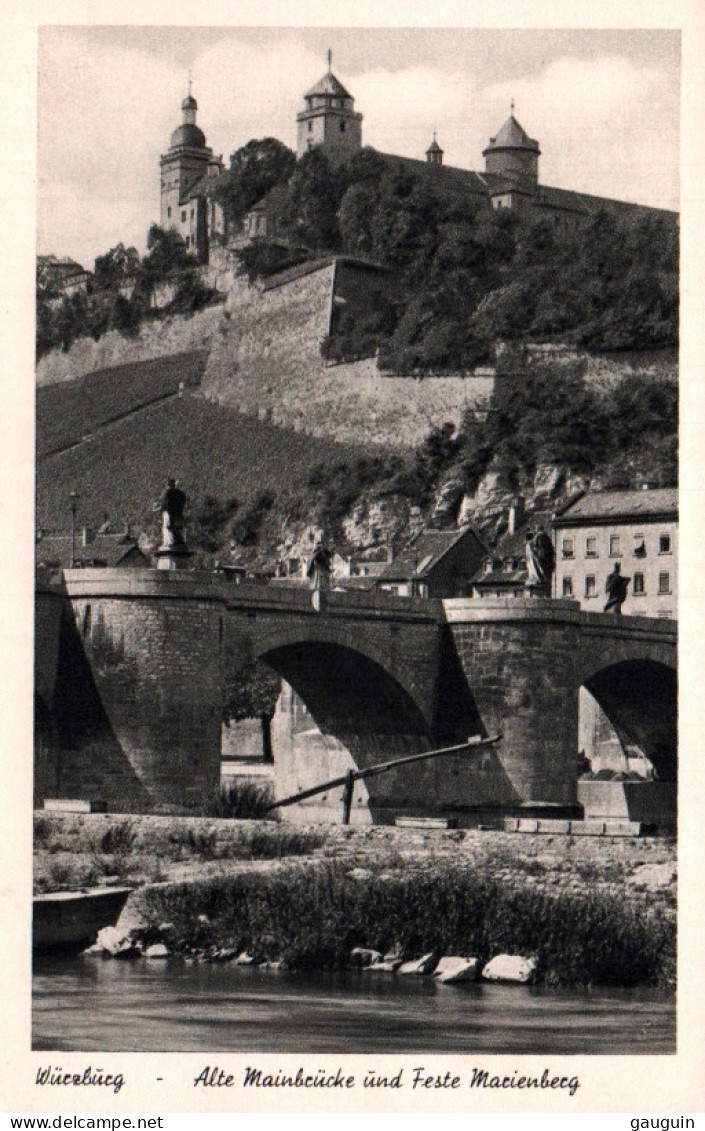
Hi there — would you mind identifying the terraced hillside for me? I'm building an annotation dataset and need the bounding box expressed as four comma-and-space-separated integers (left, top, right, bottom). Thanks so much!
35, 367, 377, 533
36, 350, 209, 458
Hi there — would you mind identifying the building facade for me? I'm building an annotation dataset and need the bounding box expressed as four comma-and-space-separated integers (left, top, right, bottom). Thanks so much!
552, 488, 678, 619
470, 501, 554, 599
375, 526, 488, 598
160, 88, 225, 262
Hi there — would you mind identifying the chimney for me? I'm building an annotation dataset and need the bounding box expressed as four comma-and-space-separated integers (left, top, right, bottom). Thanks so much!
508, 497, 525, 535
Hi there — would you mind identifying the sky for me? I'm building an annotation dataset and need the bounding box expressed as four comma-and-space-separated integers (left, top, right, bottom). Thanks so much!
37, 27, 680, 268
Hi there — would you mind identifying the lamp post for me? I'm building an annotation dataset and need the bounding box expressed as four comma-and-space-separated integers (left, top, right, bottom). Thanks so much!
69, 490, 79, 567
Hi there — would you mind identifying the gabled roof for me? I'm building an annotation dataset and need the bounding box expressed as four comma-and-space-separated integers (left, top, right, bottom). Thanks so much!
376, 525, 487, 582
554, 488, 678, 524
305, 71, 353, 100
473, 566, 526, 588
36, 532, 148, 568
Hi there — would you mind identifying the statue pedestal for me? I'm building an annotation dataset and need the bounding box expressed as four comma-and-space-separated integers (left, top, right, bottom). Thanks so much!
155, 546, 193, 571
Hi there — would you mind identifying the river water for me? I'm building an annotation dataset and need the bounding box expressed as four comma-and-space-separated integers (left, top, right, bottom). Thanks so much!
33, 955, 675, 1054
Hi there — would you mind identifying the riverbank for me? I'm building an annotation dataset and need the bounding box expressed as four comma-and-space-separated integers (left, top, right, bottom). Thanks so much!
34, 813, 676, 989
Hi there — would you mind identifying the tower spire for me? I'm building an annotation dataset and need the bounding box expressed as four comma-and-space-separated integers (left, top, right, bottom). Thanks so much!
510, 97, 515, 114
188, 69, 193, 97
327, 48, 332, 72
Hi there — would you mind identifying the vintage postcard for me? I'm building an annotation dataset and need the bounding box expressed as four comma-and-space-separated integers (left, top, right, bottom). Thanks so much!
1, 0, 704, 1118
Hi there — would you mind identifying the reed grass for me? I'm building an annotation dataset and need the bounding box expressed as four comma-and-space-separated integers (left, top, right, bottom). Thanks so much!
139, 860, 674, 988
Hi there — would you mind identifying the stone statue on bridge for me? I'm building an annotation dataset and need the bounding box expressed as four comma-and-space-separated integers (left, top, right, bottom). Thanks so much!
154, 478, 191, 569
604, 563, 630, 615
159, 478, 188, 550
307, 539, 333, 591
525, 526, 555, 591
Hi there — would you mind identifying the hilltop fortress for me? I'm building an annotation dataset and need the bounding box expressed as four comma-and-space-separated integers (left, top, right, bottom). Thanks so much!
161, 55, 676, 263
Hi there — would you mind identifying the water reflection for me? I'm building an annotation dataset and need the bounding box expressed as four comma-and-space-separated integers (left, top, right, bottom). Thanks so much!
33, 954, 675, 1054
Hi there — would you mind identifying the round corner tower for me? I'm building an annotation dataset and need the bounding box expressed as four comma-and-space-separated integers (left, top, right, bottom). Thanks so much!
483, 107, 540, 186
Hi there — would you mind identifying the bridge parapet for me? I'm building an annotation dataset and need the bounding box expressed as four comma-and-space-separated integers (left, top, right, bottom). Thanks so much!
225, 582, 444, 622
444, 596, 677, 643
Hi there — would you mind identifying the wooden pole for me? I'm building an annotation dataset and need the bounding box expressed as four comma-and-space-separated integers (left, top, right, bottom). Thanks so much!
267, 734, 501, 812
341, 769, 355, 825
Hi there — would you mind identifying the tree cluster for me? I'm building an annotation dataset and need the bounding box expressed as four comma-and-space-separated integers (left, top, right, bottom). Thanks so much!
225, 143, 678, 370
36, 226, 216, 360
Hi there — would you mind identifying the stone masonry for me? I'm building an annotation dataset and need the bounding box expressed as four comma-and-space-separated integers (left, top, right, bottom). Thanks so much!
34, 571, 676, 818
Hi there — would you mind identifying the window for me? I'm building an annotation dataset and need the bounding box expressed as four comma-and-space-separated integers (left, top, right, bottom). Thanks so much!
658, 572, 671, 594
658, 610, 673, 619
167, 206, 172, 218
586, 536, 598, 558
340, 121, 346, 132
562, 537, 574, 559
633, 534, 646, 558
585, 575, 596, 598
562, 576, 573, 597
185, 236, 190, 248
609, 535, 621, 557
659, 534, 672, 554
181, 210, 186, 221
308, 121, 313, 133
191, 208, 194, 218
633, 572, 645, 595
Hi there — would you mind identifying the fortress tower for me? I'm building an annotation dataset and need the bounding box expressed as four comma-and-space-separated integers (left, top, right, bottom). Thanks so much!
483, 104, 540, 187
160, 86, 224, 261
296, 51, 363, 164
426, 133, 444, 166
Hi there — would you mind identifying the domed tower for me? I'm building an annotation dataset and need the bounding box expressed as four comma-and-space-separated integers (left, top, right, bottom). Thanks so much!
425, 132, 444, 166
296, 51, 363, 164
483, 105, 540, 187
159, 86, 223, 260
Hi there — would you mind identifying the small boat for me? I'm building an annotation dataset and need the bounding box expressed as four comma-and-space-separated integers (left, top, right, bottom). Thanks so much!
33, 887, 133, 952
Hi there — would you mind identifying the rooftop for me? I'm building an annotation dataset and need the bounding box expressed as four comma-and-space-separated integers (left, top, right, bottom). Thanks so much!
554, 488, 678, 523
36, 530, 146, 569
377, 525, 487, 581
485, 113, 540, 154
304, 70, 353, 101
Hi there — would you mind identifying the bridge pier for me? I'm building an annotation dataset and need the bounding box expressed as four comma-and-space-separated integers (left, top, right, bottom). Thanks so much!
444, 597, 677, 816
35, 570, 227, 813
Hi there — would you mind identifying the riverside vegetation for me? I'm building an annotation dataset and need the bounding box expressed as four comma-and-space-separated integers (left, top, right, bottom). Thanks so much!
34, 813, 676, 989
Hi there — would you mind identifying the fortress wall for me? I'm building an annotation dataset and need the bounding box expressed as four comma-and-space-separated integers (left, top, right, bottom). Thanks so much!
36, 305, 223, 386
202, 264, 493, 447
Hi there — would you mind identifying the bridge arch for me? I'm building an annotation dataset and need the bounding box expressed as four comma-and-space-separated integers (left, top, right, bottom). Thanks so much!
255, 639, 436, 822
580, 658, 677, 782
245, 615, 440, 729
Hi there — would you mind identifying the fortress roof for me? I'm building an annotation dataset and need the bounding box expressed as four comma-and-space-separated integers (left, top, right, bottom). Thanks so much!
485, 113, 540, 154
305, 71, 353, 100
169, 123, 207, 150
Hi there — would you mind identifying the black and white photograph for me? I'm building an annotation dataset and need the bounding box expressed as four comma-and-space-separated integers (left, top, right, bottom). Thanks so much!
2, 3, 704, 1117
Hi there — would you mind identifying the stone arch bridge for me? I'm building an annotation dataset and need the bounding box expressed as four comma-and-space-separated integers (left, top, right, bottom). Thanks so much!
34, 569, 676, 821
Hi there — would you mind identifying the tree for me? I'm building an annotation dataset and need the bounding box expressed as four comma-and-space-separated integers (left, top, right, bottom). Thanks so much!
192, 494, 240, 556
94, 243, 140, 291
213, 137, 296, 229
138, 224, 197, 287
338, 182, 379, 255
282, 149, 342, 250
